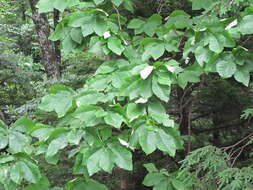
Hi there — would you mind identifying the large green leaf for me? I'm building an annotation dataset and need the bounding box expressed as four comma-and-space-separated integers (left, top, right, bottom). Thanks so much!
46, 135, 68, 157
156, 129, 178, 157
177, 70, 201, 89
38, 91, 73, 118
216, 59, 237, 78
11, 160, 41, 184
148, 102, 174, 127
10, 162, 23, 184
74, 106, 105, 126
107, 37, 125, 55
11, 117, 35, 133
192, 0, 214, 10
195, 46, 212, 67
62, 35, 77, 55
87, 149, 102, 176
143, 173, 165, 186
87, 147, 114, 175
9, 131, 31, 153
152, 75, 170, 102
126, 103, 145, 121
53, 0, 68, 12
238, 15, 253, 35
142, 42, 165, 61
70, 28, 83, 44
94, 0, 105, 5
108, 142, 133, 171
20, 160, 42, 184
234, 69, 250, 86
139, 127, 157, 155
66, 178, 108, 190
143, 14, 162, 37
111, 0, 124, 7
37, 0, 54, 13
208, 33, 223, 53
104, 112, 124, 128
127, 19, 145, 29
0, 122, 8, 149
93, 16, 107, 36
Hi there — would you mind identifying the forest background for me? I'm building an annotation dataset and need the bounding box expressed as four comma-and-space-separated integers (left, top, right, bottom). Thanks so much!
1, 0, 253, 189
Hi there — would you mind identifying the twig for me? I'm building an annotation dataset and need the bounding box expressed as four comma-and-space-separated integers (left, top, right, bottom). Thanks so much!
113, 5, 122, 31
222, 132, 253, 151
187, 102, 192, 154
230, 143, 249, 167
179, 84, 195, 126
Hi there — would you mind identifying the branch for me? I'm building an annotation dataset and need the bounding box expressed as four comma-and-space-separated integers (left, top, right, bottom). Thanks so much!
192, 120, 247, 134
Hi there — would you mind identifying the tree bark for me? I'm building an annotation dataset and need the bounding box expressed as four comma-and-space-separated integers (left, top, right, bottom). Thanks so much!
28, 0, 61, 79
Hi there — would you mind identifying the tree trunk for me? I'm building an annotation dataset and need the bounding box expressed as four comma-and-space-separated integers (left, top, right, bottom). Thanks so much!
28, 0, 61, 79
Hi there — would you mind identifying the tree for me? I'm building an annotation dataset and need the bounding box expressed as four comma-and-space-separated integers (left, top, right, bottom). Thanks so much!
28, 0, 61, 79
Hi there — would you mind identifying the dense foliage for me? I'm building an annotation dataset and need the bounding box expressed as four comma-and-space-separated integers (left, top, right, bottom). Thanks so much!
1, 0, 253, 189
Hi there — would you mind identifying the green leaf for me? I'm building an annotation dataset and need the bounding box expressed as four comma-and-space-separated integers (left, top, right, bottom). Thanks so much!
216, 59, 237, 78
156, 129, 177, 156
20, 160, 41, 184
11, 117, 35, 133
123, 0, 134, 13
96, 61, 117, 74
178, 70, 201, 88
239, 15, 253, 35
31, 126, 54, 141
10, 162, 23, 184
85, 180, 108, 190
46, 135, 68, 157
148, 102, 174, 127
53, 0, 68, 12
70, 28, 83, 44
94, 0, 105, 5
74, 106, 104, 127
23, 176, 50, 190
62, 35, 77, 55
143, 173, 165, 186
195, 46, 212, 67
142, 42, 165, 61
111, 0, 124, 6
152, 75, 170, 102
0, 155, 14, 164
192, 0, 214, 10
208, 33, 223, 53
143, 14, 162, 37
143, 163, 158, 173
0, 133, 8, 150
37, 0, 54, 13
81, 25, 94, 37
87, 149, 102, 176
166, 10, 192, 29
67, 130, 83, 145
139, 127, 157, 154
9, 131, 31, 153
93, 16, 107, 36
104, 112, 124, 128
153, 180, 171, 190
172, 179, 185, 190
126, 103, 145, 121
127, 19, 145, 29
66, 178, 108, 190
108, 142, 133, 171
234, 69, 250, 86
99, 148, 114, 173
107, 37, 125, 55
38, 91, 73, 118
